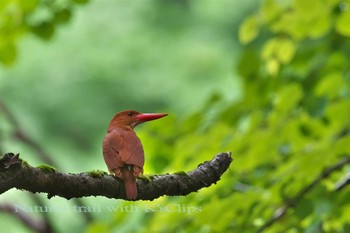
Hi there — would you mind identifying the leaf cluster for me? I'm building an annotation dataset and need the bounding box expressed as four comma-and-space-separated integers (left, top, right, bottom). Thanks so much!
89, 1, 350, 232
0, 0, 88, 65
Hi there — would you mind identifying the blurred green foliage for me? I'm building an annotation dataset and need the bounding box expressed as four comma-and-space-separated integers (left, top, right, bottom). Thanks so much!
130, 1, 350, 233
1, 0, 350, 233
92, 0, 349, 232
0, 0, 88, 65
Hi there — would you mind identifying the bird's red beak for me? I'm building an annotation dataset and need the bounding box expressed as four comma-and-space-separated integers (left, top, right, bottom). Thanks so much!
136, 113, 168, 122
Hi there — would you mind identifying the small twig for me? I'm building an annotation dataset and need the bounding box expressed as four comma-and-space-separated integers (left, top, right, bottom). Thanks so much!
0, 101, 54, 165
0, 152, 233, 200
0, 203, 53, 233
334, 172, 350, 191
257, 156, 350, 233
0, 100, 93, 222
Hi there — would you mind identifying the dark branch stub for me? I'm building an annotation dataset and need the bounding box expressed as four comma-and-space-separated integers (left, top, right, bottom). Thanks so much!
0, 153, 21, 169
0, 152, 233, 201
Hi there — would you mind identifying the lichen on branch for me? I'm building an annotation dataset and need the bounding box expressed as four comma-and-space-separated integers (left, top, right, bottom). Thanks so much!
0, 152, 233, 201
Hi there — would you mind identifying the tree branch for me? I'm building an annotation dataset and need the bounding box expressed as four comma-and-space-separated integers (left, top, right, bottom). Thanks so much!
256, 155, 350, 233
0, 152, 233, 201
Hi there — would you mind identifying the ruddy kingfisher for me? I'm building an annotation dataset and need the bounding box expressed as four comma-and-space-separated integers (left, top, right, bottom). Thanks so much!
102, 110, 167, 200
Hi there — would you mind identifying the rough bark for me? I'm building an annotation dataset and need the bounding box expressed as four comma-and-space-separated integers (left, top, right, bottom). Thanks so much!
0, 152, 232, 201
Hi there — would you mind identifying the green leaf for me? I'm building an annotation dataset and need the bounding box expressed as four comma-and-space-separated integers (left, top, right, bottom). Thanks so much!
336, 8, 350, 36
332, 135, 350, 155
326, 100, 350, 132
239, 15, 260, 44
266, 58, 279, 76
270, 11, 304, 40
261, 37, 296, 76
295, 198, 313, 219
19, 0, 39, 13
71, 0, 90, 5
273, 83, 303, 113
31, 22, 55, 40
295, 0, 332, 39
262, 38, 295, 64
0, 43, 16, 66
261, 0, 281, 22
304, 95, 328, 117
86, 222, 108, 233
315, 73, 343, 99
237, 49, 261, 77
54, 8, 72, 25
276, 38, 296, 64
261, 39, 276, 60
294, 0, 319, 15
308, 13, 331, 38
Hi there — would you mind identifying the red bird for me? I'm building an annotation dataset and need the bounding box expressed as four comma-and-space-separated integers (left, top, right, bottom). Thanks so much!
102, 110, 167, 200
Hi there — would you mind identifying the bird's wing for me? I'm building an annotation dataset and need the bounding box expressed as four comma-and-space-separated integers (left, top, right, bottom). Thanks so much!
102, 128, 144, 174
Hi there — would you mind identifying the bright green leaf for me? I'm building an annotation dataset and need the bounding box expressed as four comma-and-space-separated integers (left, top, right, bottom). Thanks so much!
239, 15, 260, 44
262, 38, 295, 64
273, 83, 303, 113
266, 58, 279, 76
336, 8, 350, 36
308, 13, 331, 38
276, 38, 295, 64
19, 0, 38, 13
261, 0, 281, 22
315, 73, 343, 99
332, 135, 350, 155
86, 222, 109, 233
270, 11, 304, 40
261, 38, 276, 60
0, 42, 16, 66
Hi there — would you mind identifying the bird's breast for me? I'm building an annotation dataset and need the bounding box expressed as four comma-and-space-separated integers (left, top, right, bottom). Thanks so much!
102, 128, 145, 170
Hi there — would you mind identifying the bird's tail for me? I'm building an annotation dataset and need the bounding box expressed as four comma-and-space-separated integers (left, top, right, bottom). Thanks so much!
122, 165, 137, 200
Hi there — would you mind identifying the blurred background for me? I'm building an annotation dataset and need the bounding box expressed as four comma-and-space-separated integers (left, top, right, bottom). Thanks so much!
1, 0, 350, 232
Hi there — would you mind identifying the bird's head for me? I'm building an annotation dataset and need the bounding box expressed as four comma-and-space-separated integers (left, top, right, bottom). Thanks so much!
108, 110, 168, 130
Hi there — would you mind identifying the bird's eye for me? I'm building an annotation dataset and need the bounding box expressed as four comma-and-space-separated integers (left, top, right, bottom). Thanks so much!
127, 112, 133, 116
